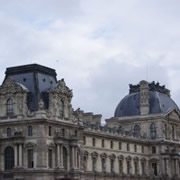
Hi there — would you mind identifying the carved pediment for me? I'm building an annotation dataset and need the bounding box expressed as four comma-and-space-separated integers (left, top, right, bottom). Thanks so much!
51, 79, 73, 98
167, 110, 180, 121
0, 78, 29, 95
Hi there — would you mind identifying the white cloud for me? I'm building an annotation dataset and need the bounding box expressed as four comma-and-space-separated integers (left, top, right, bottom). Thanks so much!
0, 0, 180, 122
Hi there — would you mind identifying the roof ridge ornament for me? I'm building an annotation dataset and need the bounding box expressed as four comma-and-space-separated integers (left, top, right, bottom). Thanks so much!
129, 81, 171, 96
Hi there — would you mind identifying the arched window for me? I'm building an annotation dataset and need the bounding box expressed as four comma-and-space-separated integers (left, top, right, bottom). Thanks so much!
5, 146, 14, 170
7, 128, 11, 137
150, 123, 156, 139
28, 126, 33, 136
7, 98, 13, 116
134, 125, 140, 136
59, 100, 64, 117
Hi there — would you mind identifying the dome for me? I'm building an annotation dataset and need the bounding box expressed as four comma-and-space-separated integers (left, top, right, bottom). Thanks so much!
114, 81, 179, 117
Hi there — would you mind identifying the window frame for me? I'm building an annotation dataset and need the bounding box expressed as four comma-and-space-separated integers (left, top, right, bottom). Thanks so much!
27, 149, 34, 168
28, 126, 33, 136
7, 98, 14, 116
59, 100, 64, 117
7, 128, 11, 137
48, 149, 53, 168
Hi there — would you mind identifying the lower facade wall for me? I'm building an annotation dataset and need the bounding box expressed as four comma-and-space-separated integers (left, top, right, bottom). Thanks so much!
0, 172, 178, 180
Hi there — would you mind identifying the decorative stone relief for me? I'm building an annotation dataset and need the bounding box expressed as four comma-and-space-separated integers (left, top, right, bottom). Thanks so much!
0, 77, 28, 95
168, 111, 179, 121
38, 99, 44, 110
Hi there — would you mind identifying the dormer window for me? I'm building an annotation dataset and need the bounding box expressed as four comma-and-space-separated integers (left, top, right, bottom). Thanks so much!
7, 98, 13, 116
59, 100, 64, 117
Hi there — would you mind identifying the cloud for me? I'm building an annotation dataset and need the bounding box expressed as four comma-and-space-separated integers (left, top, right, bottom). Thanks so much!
0, 0, 180, 123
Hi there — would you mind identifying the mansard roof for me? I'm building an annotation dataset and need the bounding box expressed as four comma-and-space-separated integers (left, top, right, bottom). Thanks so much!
4, 64, 58, 111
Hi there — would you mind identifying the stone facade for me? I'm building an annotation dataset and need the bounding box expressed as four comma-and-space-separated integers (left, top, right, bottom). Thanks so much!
0, 64, 180, 180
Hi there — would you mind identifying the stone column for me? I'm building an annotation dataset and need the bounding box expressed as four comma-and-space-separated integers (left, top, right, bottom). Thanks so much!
19, 144, 23, 167
61, 145, 63, 168
174, 159, 177, 175
34, 148, 37, 168
57, 144, 60, 167
166, 158, 170, 177
74, 146, 77, 169
175, 158, 178, 176
15, 144, 18, 167
164, 158, 167, 175
71, 146, 74, 169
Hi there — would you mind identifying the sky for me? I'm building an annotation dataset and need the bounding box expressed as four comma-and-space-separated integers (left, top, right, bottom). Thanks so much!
0, 0, 180, 122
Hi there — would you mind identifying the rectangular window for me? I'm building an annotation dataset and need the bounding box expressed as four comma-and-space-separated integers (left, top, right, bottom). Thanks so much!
152, 146, 156, 154
119, 142, 122, 150
127, 161, 130, 174
152, 163, 157, 176
134, 161, 138, 175
7, 128, 11, 137
84, 156, 87, 170
111, 159, 114, 173
92, 138, 96, 147
102, 158, 106, 172
127, 143, 130, 151
62, 128, 65, 137
134, 144, 137, 152
119, 160, 123, 174
92, 158, 96, 172
83, 136, 86, 145
141, 162, 145, 175
110, 141, 113, 149
102, 139, 104, 148
142, 146, 144, 153
28, 126, 33, 136
49, 126, 52, 136
27, 149, 34, 168
48, 149, 52, 168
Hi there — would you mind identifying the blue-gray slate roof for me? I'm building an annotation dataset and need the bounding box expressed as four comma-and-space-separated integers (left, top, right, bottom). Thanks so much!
114, 91, 179, 117
4, 64, 57, 111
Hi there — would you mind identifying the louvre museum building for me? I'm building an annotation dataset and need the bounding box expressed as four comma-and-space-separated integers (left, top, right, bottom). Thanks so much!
0, 64, 180, 180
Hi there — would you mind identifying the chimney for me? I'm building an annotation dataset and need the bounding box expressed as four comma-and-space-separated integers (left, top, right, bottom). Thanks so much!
140, 80, 149, 115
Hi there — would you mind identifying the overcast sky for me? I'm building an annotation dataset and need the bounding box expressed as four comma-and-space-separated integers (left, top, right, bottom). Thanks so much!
0, 0, 180, 122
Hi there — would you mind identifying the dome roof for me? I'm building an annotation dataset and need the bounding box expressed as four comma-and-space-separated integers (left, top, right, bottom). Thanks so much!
114, 81, 179, 117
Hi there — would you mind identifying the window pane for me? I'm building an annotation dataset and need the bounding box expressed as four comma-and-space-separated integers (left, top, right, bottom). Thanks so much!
7, 128, 11, 137
48, 149, 52, 168
59, 100, 64, 117
28, 149, 33, 168
28, 126, 33, 136
5, 146, 14, 170
7, 99, 13, 116
49, 126, 52, 136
